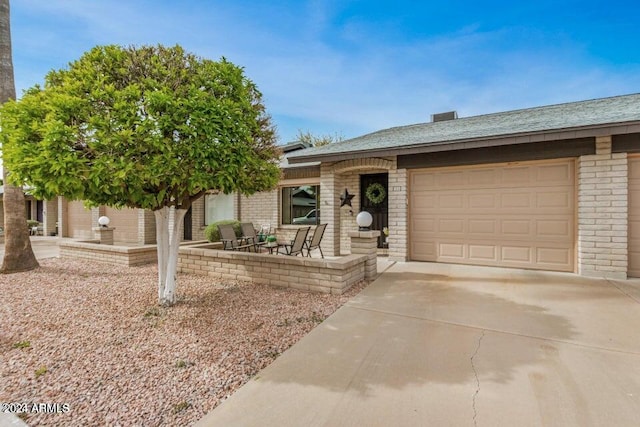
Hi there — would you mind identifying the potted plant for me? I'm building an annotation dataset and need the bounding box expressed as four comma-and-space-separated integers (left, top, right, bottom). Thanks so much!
382, 227, 389, 244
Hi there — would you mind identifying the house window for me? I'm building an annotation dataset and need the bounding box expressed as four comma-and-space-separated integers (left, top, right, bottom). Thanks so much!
204, 193, 234, 225
281, 185, 319, 225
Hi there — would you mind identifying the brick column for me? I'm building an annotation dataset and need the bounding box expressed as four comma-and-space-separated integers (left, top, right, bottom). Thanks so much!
43, 199, 58, 236
93, 227, 115, 245
577, 136, 628, 279
91, 206, 105, 229
320, 163, 340, 256
388, 166, 408, 261
138, 209, 157, 244
58, 196, 68, 237
349, 230, 380, 280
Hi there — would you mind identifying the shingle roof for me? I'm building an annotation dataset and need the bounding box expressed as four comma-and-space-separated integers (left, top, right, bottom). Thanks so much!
288, 93, 640, 163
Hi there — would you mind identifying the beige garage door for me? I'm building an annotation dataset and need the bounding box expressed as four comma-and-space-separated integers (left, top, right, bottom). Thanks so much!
104, 207, 139, 243
67, 201, 93, 239
629, 157, 640, 277
409, 159, 575, 272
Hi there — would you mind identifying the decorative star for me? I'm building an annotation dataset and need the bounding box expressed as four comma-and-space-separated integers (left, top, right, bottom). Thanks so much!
340, 188, 354, 207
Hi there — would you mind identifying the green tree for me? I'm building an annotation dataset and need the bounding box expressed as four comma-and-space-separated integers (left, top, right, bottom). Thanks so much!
0, 0, 39, 273
1, 44, 280, 304
295, 130, 343, 147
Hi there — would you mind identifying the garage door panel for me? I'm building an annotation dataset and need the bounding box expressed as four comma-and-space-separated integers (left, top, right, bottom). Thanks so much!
469, 169, 497, 185
501, 167, 531, 184
537, 219, 570, 237
500, 192, 531, 209
469, 245, 497, 261
501, 246, 532, 263
536, 191, 572, 209
437, 171, 465, 186
501, 220, 531, 237
469, 219, 496, 234
439, 243, 465, 259
629, 157, 640, 277
469, 193, 497, 208
409, 159, 575, 272
537, 163, 572, 183
537, 247, 570, 266
439, 219, 465, 233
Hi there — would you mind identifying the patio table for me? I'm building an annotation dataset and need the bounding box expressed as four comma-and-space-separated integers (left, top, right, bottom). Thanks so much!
263, 242, 282, 254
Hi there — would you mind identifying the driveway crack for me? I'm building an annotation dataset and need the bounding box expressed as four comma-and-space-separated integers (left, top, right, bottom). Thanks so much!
471, 330, 485, 427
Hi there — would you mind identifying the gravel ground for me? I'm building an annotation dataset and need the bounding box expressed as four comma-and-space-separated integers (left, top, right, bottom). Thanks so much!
0, 258, 367, 426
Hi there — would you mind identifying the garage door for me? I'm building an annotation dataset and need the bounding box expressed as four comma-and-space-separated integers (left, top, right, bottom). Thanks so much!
409, 159, 575, 272
104, 207, 139, 243
629, 157, 640, 277
67, 201, 93, 239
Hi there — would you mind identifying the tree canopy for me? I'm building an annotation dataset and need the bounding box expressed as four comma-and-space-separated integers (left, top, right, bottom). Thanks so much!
1, 44, 281, 211
295, 130, 343, 147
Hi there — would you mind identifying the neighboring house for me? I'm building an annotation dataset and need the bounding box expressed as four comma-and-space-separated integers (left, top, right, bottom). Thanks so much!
49, 140, 319, 244
0, 185, 44, 231
282, 93, 640, 280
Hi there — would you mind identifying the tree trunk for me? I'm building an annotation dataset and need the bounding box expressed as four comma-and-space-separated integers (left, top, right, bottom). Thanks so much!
1, 0, 39, 273
154, 206, 187, 306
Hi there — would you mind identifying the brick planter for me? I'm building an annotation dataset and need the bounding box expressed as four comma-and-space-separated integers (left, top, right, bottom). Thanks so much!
178, 244, 367, 294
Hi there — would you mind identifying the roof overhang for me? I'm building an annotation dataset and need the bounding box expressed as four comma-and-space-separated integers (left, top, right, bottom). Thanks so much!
287, 121, 640, 164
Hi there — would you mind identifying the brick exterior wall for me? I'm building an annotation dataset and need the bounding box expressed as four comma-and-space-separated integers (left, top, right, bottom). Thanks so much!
240, 190, 278, 231
388, 166, 408, 261
577, 137, 628, 279
178, 245, 367, 294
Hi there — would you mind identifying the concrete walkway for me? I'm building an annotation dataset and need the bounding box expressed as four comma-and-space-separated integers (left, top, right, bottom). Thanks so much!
0, 236, 60, 261
197, 262, 640, 427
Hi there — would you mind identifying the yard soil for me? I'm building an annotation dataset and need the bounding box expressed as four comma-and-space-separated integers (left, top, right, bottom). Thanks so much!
0, 258, 366, 426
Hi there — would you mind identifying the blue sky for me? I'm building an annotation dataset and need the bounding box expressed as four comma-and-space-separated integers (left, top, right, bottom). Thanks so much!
9, 0, 640, 144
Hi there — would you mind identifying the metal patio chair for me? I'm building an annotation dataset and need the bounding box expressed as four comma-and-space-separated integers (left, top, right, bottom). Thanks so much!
218, 223, 252, 251
304, 223, 327, 258
240, 222, 267, 252
277, 227, 310, 257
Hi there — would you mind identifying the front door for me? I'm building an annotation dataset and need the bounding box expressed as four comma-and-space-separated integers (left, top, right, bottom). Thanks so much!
184, 207, 193, 241
360, 173, 388, 248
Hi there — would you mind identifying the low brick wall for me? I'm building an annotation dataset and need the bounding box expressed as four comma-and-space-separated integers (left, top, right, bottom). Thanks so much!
60, 240, 215, 266
178, 244, 366, 294
60, 240, 158, 266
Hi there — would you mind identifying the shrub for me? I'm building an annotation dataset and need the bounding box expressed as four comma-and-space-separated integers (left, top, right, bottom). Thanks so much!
204, 220, 242, 242
27, 220, 39, 229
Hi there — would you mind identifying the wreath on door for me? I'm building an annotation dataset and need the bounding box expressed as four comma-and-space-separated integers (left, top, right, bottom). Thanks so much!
365, 182, 386, 205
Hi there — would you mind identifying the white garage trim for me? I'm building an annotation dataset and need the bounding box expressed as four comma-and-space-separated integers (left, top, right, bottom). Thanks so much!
409, 158, 576, 272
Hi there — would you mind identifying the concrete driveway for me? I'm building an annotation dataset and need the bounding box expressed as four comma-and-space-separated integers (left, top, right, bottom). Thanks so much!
197, 262, 640, 427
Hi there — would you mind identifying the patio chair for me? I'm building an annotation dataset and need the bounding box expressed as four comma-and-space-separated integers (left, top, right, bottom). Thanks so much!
277, 227, 310, 256
240, 222, 267, 252
218, 224, 252, 251
304, 223, 327, 258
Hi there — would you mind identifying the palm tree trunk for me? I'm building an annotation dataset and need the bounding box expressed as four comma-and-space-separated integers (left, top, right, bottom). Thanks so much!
1, 0, 39, 273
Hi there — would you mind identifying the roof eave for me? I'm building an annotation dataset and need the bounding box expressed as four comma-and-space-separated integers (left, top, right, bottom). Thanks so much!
287, 121, 640, 164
